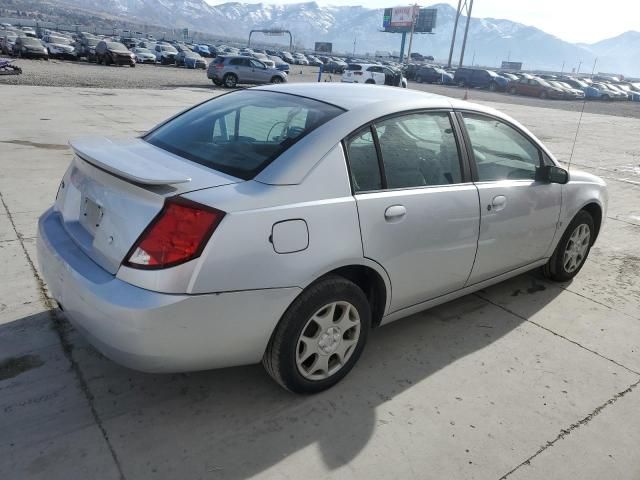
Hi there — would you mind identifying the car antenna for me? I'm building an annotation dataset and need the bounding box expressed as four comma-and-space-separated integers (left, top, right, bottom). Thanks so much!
568, 57, 597, 171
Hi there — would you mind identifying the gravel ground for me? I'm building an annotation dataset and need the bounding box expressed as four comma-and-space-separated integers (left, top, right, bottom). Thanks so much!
2, 55, 639, 118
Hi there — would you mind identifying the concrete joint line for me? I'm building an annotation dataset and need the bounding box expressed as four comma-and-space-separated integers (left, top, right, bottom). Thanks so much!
0, 192, 127, 480
475, 292, 640, 376
498, 378, 640, 479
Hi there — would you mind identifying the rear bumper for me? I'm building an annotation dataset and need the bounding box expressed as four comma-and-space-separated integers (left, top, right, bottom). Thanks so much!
37, 208, 301, 373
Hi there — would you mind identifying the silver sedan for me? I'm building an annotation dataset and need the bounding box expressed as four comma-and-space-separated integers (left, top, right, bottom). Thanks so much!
37, 84, 607, 393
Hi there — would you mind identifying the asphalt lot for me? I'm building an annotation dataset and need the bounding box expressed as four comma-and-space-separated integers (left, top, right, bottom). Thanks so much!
0, 83, 639, 480
2, 56, 640, 119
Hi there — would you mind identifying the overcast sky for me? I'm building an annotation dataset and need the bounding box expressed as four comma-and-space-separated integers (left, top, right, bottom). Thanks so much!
208, 1, 639, 44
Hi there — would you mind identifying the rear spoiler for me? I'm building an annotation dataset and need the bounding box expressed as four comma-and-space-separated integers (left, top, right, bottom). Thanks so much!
69, 136, 191, 185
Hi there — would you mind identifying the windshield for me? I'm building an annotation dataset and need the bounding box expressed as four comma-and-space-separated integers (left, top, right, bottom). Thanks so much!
49, 36, 70, 44
21, 38, 41, 47
145, 91, 344, 180
162, 45, 177, 52
106, 42, 127, 51
136, 48, 151, 54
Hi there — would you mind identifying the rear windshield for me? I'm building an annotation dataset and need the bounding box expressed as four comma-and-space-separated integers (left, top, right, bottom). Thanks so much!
145, 91, 344, 180
347, 64, 362, 71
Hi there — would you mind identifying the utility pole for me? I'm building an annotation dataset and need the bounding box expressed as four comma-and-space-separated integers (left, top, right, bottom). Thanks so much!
458, 0, 474, 68
577, 60, 582, 75
353, 36, 356, 56
591, 57, 598, 78
405, 4, 418, 64
447, 0, 463, 68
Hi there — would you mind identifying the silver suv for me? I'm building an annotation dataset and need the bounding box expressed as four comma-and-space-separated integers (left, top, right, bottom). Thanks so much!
207, 55, 288, 88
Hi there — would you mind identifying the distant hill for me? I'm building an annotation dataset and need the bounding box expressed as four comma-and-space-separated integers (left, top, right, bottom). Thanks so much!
2, 0, 638, 76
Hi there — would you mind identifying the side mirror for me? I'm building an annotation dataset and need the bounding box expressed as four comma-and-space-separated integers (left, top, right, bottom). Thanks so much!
536, 165, 569, 184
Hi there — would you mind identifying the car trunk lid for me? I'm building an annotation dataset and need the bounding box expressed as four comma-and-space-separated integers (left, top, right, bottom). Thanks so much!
56, 136, 241, 274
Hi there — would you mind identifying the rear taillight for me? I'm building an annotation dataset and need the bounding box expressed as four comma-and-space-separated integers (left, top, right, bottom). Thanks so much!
215, 62, 224, 69
125, 197, 225, 270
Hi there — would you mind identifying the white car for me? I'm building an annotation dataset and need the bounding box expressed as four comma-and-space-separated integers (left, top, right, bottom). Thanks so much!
43, 34, 76, 59
37, 84, 606, 393
342, 63, 408, 88
132, 47, 157, 64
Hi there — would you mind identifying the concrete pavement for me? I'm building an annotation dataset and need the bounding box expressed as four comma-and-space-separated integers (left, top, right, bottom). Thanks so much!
0, 85, 638, 480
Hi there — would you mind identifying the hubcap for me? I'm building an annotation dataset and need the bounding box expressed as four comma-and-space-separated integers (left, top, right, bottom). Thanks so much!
296, 301, 361, 381
563, 223, 590, 273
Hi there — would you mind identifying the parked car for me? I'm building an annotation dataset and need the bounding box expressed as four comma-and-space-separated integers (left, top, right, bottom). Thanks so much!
0, 31, 20, 55
508, 77, 565, 99
20, 26, 37, 38
193, 44, 211, 57
279, 51, 295, 64
38, 83, 607, 393
454, 68, 509, 91
292, 53, 309, 65
548, 81, 585, 100
43, 34, 76, 59
120, 37, 137, 49
12, 36, 48, 59
342, 63, 407, 88
77, 35, 99, 61
324, 58, 347, 74
415, 66, 454, 85
268, 55, 290, 73
132, 47, 156, 64
307, 55, 323, 66
155, 44, 178, 65
591, 82, 627, 100
176, 50, 206, 69
207, 55, 287, 87
95, 41, 135, 67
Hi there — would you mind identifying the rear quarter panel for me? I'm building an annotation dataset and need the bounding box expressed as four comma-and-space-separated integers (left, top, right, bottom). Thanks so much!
185, 144, 374, 295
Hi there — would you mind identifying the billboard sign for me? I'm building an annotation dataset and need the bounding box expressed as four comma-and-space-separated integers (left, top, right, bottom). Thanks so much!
314, 42, 333, 53
383, 7, 436, 33
501, 61, 523, 71
390, 6, 418, 27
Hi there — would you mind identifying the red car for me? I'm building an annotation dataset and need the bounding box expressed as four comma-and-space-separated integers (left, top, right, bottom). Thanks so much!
509, 77, 565, 99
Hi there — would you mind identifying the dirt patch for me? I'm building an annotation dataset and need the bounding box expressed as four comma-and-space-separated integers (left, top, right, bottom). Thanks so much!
0, 354, 44, 381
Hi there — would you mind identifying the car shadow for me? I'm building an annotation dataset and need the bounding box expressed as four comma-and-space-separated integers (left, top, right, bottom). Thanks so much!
3, 271, 565, 478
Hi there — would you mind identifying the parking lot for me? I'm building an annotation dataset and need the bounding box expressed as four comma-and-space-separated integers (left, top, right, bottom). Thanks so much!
1, 76, 640, 479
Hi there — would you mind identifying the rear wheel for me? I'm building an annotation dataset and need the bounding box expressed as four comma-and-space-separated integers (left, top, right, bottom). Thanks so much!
270, 76, 283, 84
458, 80, 466, 88
543, 210, 595, 282
365, 79, 375, 84
415, 75, 423, 83
263, 276, 371, 393
223, 73, 238, 88
489, 81, 497, 92
602, 94, 611, 101
509, 86, 517, 95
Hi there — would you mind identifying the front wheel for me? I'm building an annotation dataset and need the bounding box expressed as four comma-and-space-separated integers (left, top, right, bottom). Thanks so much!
223, 73, 238, 88
270, 76, 283, 84
540, 90, 548, 99
263, 276, 371, 393
415, 75, 423, 83
543, 210, 595, 282
489, 81, 497, 92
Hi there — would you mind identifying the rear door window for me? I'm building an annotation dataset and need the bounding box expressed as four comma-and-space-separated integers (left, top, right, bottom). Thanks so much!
145, 91, 343, 180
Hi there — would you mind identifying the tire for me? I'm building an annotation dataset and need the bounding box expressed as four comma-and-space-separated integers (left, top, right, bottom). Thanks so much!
458, 80, 466, 88
540, 91, 548, 99
509, 86, 517, 95
223, 73, 237, 88
130, 63, 135, 68
489, 81, 497, 92
263, 275, 371, 394
270, 76, 283, 84
543, 210, 595, 282
212, 79, 222, 86
415, 75, 423, 83
365, 79, 375, 84
602, 94, 610, 101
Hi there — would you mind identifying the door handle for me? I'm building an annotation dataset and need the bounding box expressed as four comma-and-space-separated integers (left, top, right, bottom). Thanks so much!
488, 195, 507, 212
384, 205, 406, 222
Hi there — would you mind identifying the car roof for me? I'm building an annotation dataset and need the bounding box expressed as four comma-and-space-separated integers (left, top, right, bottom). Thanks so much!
254, 82, 455, 111
253, 83, 534, 185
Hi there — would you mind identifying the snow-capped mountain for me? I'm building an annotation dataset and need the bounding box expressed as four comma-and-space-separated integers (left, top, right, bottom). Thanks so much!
16, 0, 640, 75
